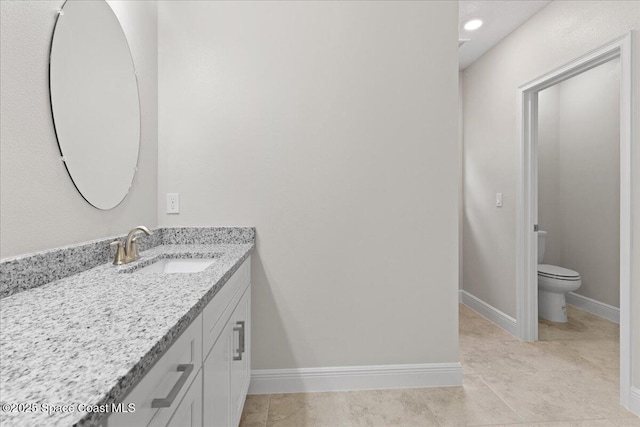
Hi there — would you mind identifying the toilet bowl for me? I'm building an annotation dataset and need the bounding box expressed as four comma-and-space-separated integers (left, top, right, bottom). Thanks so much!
538, 231, 581, 323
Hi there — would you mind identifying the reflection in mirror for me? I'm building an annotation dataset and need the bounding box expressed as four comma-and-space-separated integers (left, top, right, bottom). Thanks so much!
50, 0, 140, 210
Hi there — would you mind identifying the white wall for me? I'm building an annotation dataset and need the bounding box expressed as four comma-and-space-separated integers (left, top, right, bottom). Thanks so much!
537, 85, 562, 264
461, 0, 640, 388
0, 0, 158, 258
538, 58, 620, 308
158, 0, 459, 370
461, 1, 638, 316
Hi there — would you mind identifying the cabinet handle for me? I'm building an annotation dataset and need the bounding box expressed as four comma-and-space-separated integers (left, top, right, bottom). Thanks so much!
238, 321, 246, 354
151, 364, 194, 408
233, 321, 245, 361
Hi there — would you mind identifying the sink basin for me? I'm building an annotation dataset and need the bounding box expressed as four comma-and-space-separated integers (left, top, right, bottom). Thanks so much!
135, 258, 216, 274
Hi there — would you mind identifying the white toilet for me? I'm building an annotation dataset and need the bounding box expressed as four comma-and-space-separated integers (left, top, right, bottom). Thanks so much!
538, 231, 581, 323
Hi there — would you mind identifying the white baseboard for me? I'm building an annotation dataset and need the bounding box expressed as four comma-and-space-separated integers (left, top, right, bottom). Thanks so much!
248, 362, 463, 395
629, 386, 640, 416
459, 290, 518, 337
566, 292, 620, 324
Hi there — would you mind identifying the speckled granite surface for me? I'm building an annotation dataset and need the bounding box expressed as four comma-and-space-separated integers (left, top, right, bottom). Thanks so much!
161, 226, 255, 245
0, 227, 255, 298
0, 228, 255, 427
0, 229, 162, 299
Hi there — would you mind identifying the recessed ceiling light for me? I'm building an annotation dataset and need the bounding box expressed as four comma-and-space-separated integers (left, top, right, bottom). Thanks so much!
464, 19, 483, 31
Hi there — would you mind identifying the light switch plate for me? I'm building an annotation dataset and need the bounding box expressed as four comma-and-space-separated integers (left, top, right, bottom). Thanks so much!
496, 193, 503, 208
167, 193, 180, 214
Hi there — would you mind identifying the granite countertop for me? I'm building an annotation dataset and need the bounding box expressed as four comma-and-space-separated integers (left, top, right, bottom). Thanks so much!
0, 242, 254, 427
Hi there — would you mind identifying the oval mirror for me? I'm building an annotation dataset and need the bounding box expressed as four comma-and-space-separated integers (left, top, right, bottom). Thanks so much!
49, 0, 140, 210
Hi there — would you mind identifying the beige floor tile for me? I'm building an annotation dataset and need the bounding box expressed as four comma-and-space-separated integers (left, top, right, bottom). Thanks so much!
459, 304, 484, 322
416, 374, 522, 426
344, 388, 439, 426
459, 308, 515, 342
459, 321, 515, 341
496, 420, 640, 426
240, 304, 639, 426
539, 306, 619, 342
557, 338, 619, 373
606, 418, 640, 426
495, 420, 614, 426
536, 306, 620, 383
460, 338, 596, 375
479, 370, 633, 422
266, 392, 352, 427
240, 394, 271, 427
520, 340, 602, 373
460, 337, 537, 374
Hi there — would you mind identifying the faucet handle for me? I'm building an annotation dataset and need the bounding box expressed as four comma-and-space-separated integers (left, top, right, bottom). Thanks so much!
110, 241, 126, 265
128, 237, 140, 261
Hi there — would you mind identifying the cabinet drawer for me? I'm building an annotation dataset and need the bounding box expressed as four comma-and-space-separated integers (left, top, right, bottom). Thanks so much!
159, 370, 202, 427
108, 315, 203, 427
203, 257, 250, 359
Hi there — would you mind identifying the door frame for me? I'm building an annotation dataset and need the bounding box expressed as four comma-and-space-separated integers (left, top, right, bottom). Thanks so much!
516, 32, 634, 408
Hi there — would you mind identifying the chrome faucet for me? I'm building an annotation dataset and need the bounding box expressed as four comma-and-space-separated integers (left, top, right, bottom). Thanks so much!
111, 226, 152, 265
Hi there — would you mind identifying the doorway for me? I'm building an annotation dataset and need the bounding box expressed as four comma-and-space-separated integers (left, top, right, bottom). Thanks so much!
516, 32, 634, 408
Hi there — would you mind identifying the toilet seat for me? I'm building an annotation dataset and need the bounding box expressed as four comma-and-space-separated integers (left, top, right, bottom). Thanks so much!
538, 264, 580, 281
538, 265, 582, 323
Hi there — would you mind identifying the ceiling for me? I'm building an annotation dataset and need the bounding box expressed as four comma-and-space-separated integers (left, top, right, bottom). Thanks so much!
459, 0, 551, 70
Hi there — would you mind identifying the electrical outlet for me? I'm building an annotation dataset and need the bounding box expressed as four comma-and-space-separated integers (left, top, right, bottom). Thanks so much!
167, 193, 180, 214
496, 193, 503, 208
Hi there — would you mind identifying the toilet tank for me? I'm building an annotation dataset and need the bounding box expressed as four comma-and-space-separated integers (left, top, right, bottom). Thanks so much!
538, 231, 547, 264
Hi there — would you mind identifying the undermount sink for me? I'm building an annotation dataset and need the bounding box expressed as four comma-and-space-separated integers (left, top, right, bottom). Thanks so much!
135, 258, 217, 274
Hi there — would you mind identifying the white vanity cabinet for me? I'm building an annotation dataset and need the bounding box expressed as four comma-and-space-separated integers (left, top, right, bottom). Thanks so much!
203, 286, 251, 427
108, 257, 251, 427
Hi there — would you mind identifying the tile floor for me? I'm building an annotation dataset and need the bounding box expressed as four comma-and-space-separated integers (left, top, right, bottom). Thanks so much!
240, 304, 639, 426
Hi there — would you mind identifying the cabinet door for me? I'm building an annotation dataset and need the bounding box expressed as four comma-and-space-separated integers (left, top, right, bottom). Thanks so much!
164, 370, 203, 427
109, 316, 202, 427
230, 286, 251, 427
203, 322, 233, 427
203, 257, 250, 359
